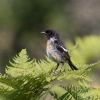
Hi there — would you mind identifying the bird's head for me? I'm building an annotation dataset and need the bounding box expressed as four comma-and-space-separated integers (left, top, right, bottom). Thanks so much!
41, 29, 59, 39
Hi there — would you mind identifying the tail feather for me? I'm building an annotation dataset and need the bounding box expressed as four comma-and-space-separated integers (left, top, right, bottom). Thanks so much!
68, 59, 78, 70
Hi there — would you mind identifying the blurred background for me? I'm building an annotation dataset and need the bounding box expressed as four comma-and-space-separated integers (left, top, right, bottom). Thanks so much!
0, 0, 100, 75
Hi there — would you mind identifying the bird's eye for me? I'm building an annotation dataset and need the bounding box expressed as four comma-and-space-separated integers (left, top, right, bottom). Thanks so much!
49, 32, 52, 35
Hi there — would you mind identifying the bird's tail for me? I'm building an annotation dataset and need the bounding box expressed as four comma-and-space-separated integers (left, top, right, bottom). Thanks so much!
68, 59, 78, 70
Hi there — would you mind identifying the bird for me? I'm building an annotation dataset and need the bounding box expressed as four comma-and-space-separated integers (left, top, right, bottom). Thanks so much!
41, 29, 78, 70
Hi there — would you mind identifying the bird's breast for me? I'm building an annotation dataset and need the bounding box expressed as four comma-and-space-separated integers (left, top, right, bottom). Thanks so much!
46, 40, 65, 63
46, 40, 56, 54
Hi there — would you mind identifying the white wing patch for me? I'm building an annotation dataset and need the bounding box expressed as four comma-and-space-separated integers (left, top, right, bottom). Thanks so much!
60, 46, 68, 52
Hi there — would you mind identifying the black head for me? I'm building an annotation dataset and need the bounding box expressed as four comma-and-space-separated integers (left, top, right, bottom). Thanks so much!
41, 29, 59, 39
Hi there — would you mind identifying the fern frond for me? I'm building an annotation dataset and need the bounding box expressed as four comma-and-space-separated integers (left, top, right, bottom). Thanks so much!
0, 35, 100, 100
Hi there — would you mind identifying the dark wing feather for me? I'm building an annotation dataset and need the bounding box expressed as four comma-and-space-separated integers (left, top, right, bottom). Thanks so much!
54, 38, 78, 70
55, 41, 70, 60
56, 42, 78, 70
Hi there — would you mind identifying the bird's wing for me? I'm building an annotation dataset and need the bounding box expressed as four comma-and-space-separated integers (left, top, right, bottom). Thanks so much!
55, 41, 70, 60
56, 45, 68, 53
54, 39, 67, 52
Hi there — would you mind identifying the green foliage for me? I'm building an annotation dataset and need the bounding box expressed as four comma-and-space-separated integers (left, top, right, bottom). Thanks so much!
0, 36, 100, 100
67, 36, 100, 65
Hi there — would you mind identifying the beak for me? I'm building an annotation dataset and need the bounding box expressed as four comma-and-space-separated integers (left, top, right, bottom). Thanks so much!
41, 32, 46, 34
